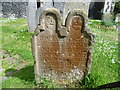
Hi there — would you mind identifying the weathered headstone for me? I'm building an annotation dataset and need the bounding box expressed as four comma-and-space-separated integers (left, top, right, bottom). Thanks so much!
32, 8, 94, 84
27, 0, 37, 32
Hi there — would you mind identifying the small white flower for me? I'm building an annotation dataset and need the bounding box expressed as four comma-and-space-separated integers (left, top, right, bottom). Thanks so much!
111, 59, 115, 63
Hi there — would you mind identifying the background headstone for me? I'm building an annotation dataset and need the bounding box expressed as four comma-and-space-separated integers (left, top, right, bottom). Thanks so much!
102, 0, 115, 26
27, 0, 37, 32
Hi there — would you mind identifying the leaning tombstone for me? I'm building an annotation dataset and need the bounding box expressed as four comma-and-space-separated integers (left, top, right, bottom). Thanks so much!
32, 8, 94, 85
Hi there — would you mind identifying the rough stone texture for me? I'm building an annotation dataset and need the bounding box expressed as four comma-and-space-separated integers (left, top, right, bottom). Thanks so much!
1, 2, 28, 18
32, 8, 94, 84
0, 2, 2, 18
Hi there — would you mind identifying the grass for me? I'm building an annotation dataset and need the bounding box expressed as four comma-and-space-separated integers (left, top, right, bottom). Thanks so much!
1, 18, 35, 88
1, 18, 119, 88
83, 19, 119, 88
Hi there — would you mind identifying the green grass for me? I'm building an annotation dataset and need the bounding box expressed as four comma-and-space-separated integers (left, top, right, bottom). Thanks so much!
82, 20, 119, 88
1, 18, 119, 88
2, 19, 34, 61
1, 18, 35, 88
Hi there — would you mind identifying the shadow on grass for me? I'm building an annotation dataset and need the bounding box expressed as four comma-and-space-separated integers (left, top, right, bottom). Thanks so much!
5, 65, 35, 82
5, 67, 98, 88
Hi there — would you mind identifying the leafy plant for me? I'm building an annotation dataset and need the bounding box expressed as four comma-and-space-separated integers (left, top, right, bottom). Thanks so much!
114, 2, 120, 15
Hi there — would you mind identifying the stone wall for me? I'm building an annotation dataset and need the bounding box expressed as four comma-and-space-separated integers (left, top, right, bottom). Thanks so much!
0, 0, 28, 18
0, 2, 2, 18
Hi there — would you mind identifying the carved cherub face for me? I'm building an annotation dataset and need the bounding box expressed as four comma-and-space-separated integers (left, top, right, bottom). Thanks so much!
71, 16, 83, 31
45, 14, 56, 33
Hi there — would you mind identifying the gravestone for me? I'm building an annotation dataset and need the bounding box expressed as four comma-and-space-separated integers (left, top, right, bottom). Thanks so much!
32, 8, 94, 84
102, 0, 115, 25
27, 0, 37, 32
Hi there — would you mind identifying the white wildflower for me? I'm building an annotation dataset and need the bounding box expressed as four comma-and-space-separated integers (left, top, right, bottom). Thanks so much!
111, 59, 115, 63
